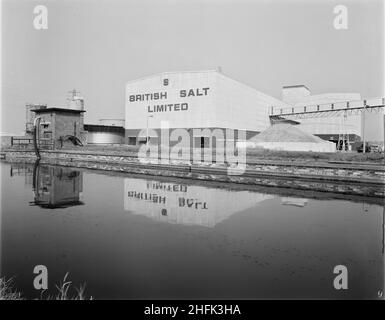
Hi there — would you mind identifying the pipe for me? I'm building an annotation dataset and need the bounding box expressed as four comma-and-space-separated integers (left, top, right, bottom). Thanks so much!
33, 116, 41, 159
32, 159, 40, 191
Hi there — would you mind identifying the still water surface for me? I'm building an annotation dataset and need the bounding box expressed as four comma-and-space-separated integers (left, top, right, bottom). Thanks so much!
0, 161, 384, 299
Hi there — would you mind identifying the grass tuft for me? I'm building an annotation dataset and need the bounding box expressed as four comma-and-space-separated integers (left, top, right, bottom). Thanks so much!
0, 273, 92, 300
0, 277, 23, 300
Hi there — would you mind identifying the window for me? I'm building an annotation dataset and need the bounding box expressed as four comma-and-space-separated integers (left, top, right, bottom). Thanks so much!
43, 131, 52, 139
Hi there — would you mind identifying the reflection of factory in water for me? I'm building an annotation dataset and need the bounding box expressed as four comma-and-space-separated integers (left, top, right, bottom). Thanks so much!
124, 178, 273, 227
2, 162, 384, 299
9, 162, 84, 209
31, 165, 83, 208
10, 162, 35, 185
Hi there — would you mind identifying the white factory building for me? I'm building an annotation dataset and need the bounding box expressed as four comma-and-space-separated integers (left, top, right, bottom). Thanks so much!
124, 70, 382, 150
125, 69, 292, 147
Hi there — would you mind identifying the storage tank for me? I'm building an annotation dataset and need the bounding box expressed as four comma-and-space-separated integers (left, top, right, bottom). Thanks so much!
67, 89, 85, 111
84, 124, 125, 144
68, 96, 84, 111
98, 119, 125, 127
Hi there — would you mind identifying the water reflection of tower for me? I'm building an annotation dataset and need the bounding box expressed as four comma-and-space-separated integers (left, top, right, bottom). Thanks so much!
31, 163, 84, 208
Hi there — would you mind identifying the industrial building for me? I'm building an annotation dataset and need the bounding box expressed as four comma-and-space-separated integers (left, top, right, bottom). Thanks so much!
25, 91, 86, 149
125, 69, 292, 147
14, 71, 382, 153
23, 92, 126, 147
125, 69, 382, 151
31, 107, 86, 148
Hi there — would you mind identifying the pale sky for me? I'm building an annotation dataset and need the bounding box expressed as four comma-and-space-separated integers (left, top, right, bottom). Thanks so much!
1, 0, 384, 134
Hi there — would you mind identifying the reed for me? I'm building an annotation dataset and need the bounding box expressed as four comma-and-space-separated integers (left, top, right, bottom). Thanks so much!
0, 273, 92, 300
0, 277, 23, 300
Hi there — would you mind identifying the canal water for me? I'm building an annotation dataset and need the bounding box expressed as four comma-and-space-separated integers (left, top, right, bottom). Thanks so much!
0, 161, 383, 299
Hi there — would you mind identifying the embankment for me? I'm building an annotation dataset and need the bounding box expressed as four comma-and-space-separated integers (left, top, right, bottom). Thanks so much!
1, 148, 384, 198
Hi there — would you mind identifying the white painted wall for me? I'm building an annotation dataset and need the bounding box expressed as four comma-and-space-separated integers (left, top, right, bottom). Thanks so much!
125, 70, 217, 130
125, 70, 290, 132
215, 73, 290, 132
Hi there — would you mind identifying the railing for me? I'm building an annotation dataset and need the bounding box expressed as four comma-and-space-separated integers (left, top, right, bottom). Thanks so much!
11, 137, 34, 146
39, 139, 54, 150
270, 97, 385, 117
11, 137, 54, 150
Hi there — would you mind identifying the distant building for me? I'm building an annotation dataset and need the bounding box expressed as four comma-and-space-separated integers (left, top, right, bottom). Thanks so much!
84, 123, 125, 144
281, 85, 363, 144
83, 118, 125, 144
98, 119, 125, 127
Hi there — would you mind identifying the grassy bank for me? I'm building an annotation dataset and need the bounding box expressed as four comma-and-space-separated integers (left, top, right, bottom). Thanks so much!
2, 143, 384, 164
58, 144, 385, 163
0, 278, 22, 300
0, 274, 91, 300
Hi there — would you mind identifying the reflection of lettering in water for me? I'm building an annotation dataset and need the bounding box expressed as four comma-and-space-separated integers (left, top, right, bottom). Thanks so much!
127, 191, 166, 204
124, 178, 273, 227
127, 190, 209, 210
146, 181, 187, 193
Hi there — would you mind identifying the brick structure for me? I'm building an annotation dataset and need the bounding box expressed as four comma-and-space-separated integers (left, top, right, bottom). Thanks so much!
32, 107, 86, 149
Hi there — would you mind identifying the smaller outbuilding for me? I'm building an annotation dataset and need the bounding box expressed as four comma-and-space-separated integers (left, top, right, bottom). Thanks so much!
32, 107, 86, 148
